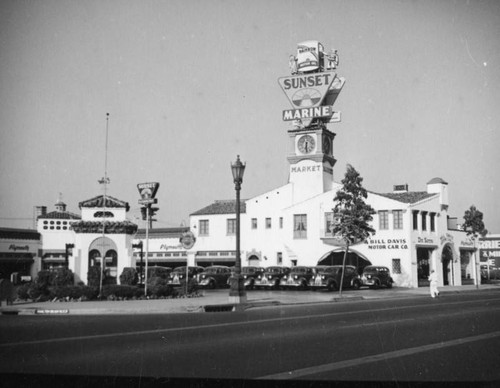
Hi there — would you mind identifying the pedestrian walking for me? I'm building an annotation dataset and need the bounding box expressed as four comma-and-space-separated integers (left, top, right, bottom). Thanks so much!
428, 270, 439, 298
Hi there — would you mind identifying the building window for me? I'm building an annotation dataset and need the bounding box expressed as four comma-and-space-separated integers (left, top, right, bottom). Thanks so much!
413, 211, 419, 231
392, 258, 402, 274
430, 213, 436, 232
251, 218, 257, 229
277, 252, 282, 265
227, 219, 236, 235
325, 212, 334, 235
393, 210, 403, 230
294, 214, 307, 239
421, 211, 428, 231
379, 211, 389, 230
199, 220, 209, 236
279, 217, 283, 229
266, 218, 272, 229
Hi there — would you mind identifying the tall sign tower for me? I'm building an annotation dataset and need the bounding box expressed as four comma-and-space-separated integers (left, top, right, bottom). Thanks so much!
278, 41, 345, 202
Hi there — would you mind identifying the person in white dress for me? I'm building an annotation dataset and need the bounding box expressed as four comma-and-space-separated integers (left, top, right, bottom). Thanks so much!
428, 270, 439, 298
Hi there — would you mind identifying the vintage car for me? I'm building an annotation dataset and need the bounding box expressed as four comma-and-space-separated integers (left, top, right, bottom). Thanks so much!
166, 266, 204, 286
279, 266, 315, 289
198, 266, 232, 289
254, 266, 290, 289
309, 265, 361, 291
361, 265, 394, 288
241, 266, 265, 289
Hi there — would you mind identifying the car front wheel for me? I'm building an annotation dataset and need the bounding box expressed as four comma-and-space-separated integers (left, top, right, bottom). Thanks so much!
352, 280, 361, 290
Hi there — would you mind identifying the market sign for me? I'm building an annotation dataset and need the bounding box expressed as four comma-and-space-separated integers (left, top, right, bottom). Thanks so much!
278, 71, 337, 109
137, 182, 159, 199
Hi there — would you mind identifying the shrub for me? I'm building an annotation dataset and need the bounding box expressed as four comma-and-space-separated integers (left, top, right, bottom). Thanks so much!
87, 266, 101, 288
16, 282, 31, 300
178, 278, 199, 296
27, 283, 50, 301
35, 270, 52, 289
50, 268, 74, 287
119, 267, 138, 286
149, 284, 177, 298
147, 266, 171, 282
102, 284, 138, 299
47, 285, 99, 300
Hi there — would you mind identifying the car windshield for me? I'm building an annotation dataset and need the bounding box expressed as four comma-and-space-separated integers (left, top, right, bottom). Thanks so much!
242, 267, 258, 274
364, 267, 381, 273
266, 267, 282, 273
323, 267, 341, 274
203, 268, 220, 274
291, 267, 307, 273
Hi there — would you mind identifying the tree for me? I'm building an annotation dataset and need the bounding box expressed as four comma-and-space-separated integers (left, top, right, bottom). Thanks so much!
463, 205, 488, 286
332, 164, 376, 296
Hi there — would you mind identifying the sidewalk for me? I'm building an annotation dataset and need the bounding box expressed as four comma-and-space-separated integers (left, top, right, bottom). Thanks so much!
1, 284, 499, 316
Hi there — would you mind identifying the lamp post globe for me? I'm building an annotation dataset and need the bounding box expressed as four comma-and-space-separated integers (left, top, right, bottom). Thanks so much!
229, 155, 247, 304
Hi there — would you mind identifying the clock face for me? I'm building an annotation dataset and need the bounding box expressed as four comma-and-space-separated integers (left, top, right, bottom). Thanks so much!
297, 134, 315, 154
322, 136, 331, 155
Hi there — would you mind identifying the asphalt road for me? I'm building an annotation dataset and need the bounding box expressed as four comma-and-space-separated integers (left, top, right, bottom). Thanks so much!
1, 291, 499, 386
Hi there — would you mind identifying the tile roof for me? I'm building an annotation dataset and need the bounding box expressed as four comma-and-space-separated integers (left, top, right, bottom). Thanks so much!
79, 195, 130, 211
0, 227, 41, 240
190, 200, 246, 216
135, 227, 190, 239
38, 211, 81, 220
376, 191, 437, 204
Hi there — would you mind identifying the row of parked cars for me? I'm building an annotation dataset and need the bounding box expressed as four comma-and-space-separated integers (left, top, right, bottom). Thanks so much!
162, 264, 394, 291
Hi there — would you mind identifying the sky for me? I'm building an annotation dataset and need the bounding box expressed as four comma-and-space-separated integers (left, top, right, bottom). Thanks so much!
1, 0, 499, 232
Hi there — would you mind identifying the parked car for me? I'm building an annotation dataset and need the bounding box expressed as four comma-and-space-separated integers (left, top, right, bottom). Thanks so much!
167, 266, 204, 286
198, 266, 232, 289
361, 265, 394, 288
254, 266, 290, 289
309, 265, 361, 291
241, 266, 265, 289
279, 266, 315, 290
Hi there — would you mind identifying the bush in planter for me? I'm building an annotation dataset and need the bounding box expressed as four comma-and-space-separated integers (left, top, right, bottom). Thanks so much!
119, 267, 138, 286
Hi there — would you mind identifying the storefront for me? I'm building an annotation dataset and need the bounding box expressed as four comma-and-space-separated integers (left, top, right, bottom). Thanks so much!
0, 228, 41, 282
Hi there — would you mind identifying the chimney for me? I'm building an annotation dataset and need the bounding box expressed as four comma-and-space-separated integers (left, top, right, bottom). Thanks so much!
393, 184, 408, 193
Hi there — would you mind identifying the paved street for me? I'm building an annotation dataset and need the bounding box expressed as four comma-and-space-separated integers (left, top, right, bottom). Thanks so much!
0, 287, 499, 386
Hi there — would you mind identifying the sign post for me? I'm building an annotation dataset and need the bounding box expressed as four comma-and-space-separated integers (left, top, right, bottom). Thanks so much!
137, 182, 160, 296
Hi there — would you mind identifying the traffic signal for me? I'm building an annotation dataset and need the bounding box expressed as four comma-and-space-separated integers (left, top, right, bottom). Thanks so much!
140, 206, 148, 220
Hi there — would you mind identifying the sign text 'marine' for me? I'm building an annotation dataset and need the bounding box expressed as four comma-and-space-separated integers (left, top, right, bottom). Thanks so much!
281, 72, 335, 91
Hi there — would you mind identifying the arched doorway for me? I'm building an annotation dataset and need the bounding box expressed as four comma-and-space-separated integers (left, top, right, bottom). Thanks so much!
88, 237, 118, 283
248, 255, 260, 267
317, 250, 371, 275
442, 244, 454, 286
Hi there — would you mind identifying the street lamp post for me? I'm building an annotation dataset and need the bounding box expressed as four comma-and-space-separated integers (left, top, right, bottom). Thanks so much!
229, 155, 247, 304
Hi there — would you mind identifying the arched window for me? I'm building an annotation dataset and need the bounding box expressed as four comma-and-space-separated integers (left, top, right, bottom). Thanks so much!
89, 249, 101, 268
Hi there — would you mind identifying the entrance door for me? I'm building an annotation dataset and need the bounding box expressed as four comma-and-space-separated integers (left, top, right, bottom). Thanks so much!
417, 248, 432, 287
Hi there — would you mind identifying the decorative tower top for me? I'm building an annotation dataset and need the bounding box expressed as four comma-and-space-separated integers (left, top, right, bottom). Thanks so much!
279, 40, 345, 130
